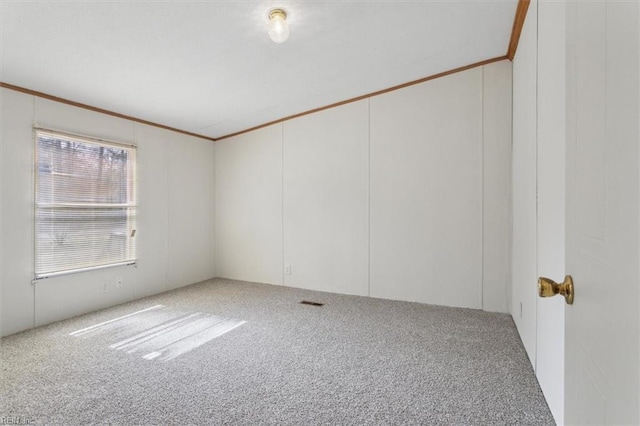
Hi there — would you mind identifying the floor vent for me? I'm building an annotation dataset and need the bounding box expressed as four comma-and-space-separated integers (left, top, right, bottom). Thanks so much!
300, 300, 324, 307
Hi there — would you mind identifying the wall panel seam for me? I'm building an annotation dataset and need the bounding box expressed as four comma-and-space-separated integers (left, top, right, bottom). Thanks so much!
481, 65, 486, 311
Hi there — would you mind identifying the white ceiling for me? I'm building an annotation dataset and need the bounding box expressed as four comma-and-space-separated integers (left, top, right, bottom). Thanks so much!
1, 1, 518, 140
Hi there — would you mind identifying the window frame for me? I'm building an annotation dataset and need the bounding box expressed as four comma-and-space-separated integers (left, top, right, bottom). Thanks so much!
33, 128, 138, 279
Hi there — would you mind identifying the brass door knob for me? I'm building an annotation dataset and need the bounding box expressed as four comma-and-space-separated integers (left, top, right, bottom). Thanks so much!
538, 275, 574, 305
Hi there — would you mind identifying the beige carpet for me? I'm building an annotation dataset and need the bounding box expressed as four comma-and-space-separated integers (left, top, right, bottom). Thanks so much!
0, 278, 554, 425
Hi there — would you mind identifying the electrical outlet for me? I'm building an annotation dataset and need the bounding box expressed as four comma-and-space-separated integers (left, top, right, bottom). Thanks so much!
284, 264, 292, 275
116, 276, 123, 288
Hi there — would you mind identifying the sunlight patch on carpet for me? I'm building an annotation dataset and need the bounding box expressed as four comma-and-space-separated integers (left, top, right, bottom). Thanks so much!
69, 305, 246, 361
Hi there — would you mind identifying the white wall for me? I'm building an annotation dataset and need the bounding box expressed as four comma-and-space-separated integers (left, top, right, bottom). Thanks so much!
0, 88, 3, 336
166, 133, 216, 290
370, 68, 483, 308
483, 61, 513, 313
1, 88, 216, 336
535, 1, 566, 423
2, 61, 512, 337
511, 0, 538, 365
214, 125, 283, 285
283, 100, 369, 296
2, 89, 36, 335
512, 1, 567, 423
216, 61, 512, 312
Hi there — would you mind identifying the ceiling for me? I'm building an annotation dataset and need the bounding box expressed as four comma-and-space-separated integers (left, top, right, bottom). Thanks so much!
1, 1, 518, 140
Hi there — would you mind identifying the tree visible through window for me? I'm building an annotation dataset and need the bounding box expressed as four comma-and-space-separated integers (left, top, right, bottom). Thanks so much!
35, 130, 137, 278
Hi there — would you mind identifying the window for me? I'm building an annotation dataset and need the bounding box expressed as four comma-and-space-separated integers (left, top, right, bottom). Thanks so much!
35, 130, 137, 278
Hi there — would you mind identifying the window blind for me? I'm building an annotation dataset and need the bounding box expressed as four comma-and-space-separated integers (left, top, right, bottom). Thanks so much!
35, 130, 137, 278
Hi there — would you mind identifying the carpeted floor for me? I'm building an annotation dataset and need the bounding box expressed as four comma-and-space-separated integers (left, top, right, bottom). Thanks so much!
0, 278, 554, 425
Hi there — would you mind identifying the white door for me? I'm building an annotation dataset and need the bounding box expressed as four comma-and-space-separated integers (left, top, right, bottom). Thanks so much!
564, 1, 639, 424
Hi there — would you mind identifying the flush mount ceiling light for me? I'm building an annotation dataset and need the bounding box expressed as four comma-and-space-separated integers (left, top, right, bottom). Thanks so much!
267, 8, 289, 43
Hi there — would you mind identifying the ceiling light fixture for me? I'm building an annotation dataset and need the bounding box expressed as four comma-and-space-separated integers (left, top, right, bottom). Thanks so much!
267, 8, 289, 44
